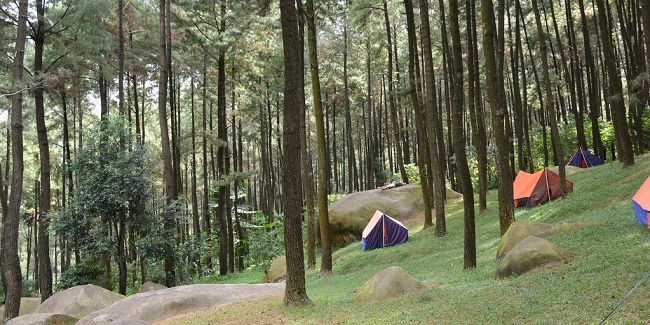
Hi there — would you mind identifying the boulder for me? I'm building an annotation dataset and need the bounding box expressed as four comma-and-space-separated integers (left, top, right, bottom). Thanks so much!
496, 220, 582, 260
138, 281, 167, 293
6, 313, 78, 325
0, 298, 42, 317
353, 266, 424, 304
77, 283, 284, 325
496, 236, 561, 279
329, 184, 461, 246
265, 256, 287, 283
37, 284, 125, 319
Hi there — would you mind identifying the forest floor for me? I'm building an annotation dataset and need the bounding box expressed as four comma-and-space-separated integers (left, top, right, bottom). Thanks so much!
180, 155, 650, 324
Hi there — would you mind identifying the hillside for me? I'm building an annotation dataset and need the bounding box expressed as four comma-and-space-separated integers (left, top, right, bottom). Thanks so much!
176, 157, 649, 324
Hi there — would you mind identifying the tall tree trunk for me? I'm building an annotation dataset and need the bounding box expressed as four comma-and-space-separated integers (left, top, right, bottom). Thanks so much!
449, 0, 476, 269
3, 0, 27, 319
306, 0, 332, 275
594, 0, 635, 166
343, 6, 357, 193
280, 0, 310, 306
216, 2, 230, 276
190, 76, 201, 274
405, 0, 434, 232
468, 0, 489, 211
418, 0, 446, 234
531, 0, 568, 194
158, 0, 176, 287
383, 0, 408, 183
296, 0, 317, 269
202, 56, 212, 270
481, 0, 515, 235
33, 0, 52, 302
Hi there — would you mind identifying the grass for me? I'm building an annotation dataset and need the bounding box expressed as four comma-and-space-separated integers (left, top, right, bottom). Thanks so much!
177, 155, 650, 324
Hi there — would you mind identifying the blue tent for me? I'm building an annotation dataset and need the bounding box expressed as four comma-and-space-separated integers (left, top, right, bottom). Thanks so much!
567, 147, 604, 168
361, 211, 408, 251
632, 176, 650, 229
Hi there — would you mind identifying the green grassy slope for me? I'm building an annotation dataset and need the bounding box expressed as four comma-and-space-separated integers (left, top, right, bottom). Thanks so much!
190, 155, 650, 324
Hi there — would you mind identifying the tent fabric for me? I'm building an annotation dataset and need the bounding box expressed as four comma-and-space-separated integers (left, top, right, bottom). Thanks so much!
361, 210, 408, 251
567, 147, 604, 168
631, 176, 650, 228
513, 168, 574, 208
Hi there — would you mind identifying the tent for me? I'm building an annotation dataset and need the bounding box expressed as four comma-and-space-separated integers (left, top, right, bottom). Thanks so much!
513, 168, 574, 208
361, 210, 408, 251
567, 147, 604, 168
632, 176, 650, 229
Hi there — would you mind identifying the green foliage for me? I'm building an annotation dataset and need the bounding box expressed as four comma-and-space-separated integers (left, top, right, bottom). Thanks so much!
327, 193, 344, 204
244, 213, 284, 271
404, 163, 420, 184
56, 261, 105, 290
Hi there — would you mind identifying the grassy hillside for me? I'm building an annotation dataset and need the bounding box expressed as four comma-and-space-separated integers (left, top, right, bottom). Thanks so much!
180, 155, 650, 324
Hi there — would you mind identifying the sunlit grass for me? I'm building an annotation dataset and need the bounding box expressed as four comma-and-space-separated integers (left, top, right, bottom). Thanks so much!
185, 155, 650, 324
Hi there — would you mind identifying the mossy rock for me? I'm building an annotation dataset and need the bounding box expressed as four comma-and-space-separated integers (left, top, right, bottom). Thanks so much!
6, 313, 79, 325
496, 220, 582, 260
496, 236, 561, 279
37, 284, 124, 319
265, 256, 287, 283
329, 185, 461, 246
353, 266, 424, 304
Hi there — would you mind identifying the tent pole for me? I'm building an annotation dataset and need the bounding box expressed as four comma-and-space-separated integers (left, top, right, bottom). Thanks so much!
580, 148, 591, 167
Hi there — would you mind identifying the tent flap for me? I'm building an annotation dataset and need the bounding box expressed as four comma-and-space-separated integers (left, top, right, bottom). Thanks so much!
361, 210, 408, 251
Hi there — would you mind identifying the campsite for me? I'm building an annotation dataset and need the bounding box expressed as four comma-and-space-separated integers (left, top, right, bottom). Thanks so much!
1, 0, 649, 324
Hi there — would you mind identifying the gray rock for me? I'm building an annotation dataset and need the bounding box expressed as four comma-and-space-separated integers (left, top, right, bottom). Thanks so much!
353, 266, 424, 304
497, 236, 561, 279
37, 284, 125, 319
6, 313, 78, 325
78, 283, 285, 325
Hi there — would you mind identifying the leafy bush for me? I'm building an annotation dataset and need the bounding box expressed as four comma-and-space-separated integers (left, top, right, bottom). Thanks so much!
21, 278, 39, 298
57, 261, 105, 290
404, 163, 420, 184
244, 213, 284, 271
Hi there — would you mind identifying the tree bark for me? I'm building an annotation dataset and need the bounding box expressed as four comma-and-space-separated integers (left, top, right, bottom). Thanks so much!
594, 0, 635, 166
33, 0, 52, 302
531, 0, 568, 194
481, 0, 515, 235
158, 0, 176, 287
418, 0, 446, 235
280, 0, 310, 306
3, 0, 28, 319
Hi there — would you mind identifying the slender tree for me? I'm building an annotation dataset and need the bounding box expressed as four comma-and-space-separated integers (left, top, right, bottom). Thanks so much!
305, 0, 332, 275
531, 0, 567, 194
3, 0, 28, 320
418, 0, 446, 234
158, 0, 176, 287
594, 0, 635, 166
481, 0, 515, 234
449, 0, 476, 268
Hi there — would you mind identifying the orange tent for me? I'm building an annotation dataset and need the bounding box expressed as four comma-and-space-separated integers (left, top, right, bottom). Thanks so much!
513, 168, 573, 208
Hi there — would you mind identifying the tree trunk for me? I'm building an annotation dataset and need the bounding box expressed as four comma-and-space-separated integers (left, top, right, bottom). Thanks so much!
216, 2, 230, 276
531, 0, 568, 195
158, 0, 176, 287
481, 0, 515, 235
33, 0, 52, 302
3, 0, 27, 319
404, 0, 434, 232
280, 0, 310, 306
449, 0, 476, 269
306, 0, 332, 275
594, 0, 635, 166
419, 0, 446, 235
